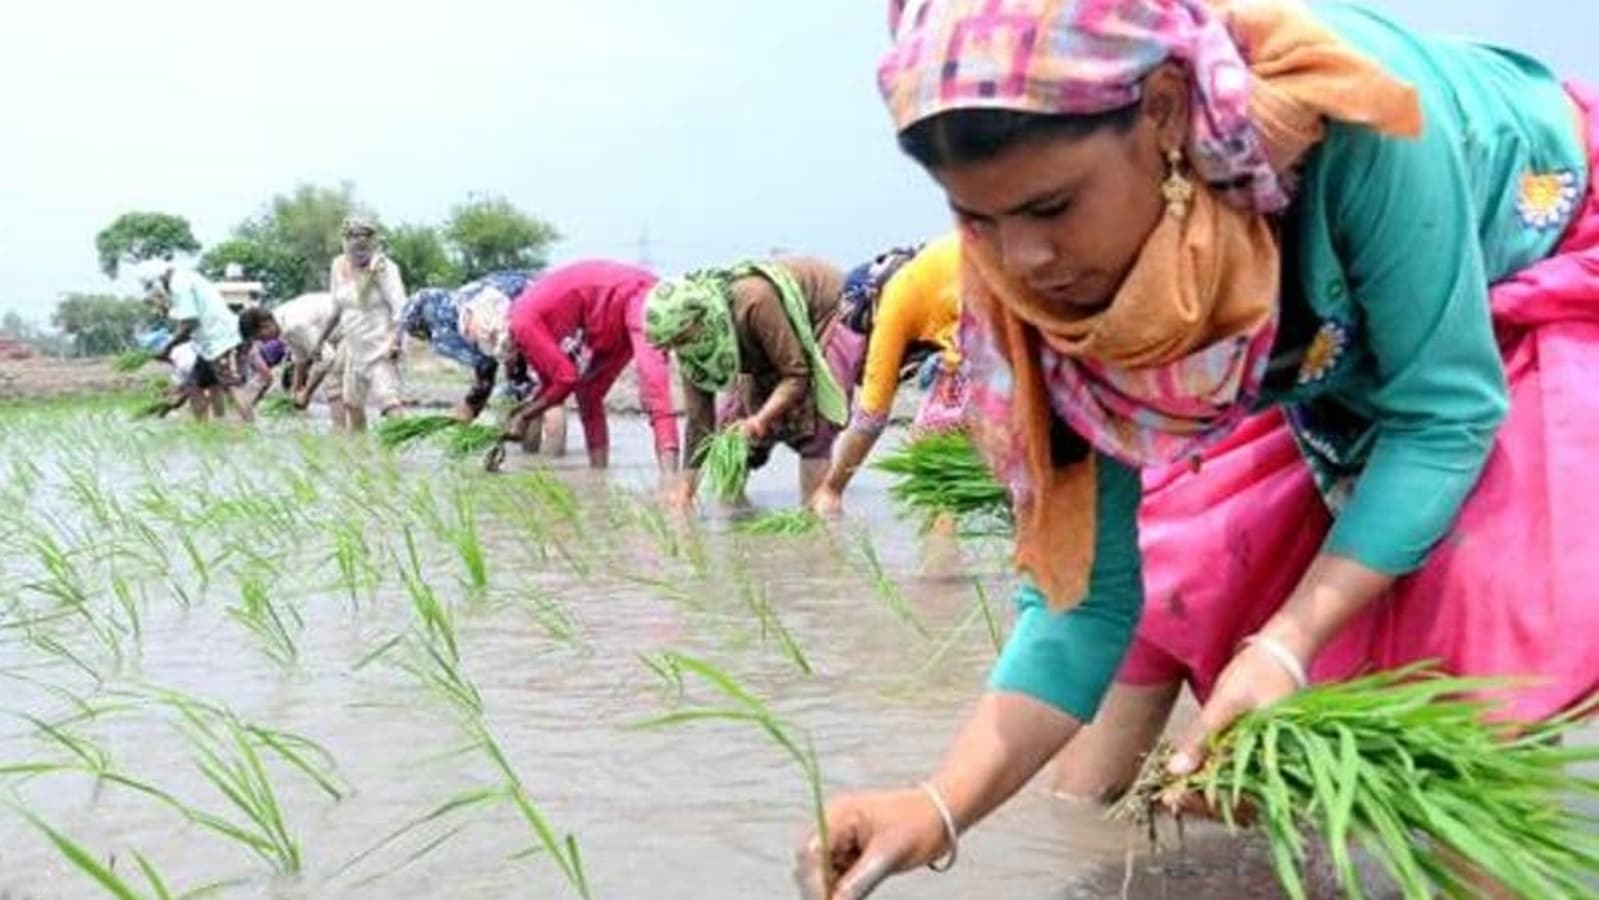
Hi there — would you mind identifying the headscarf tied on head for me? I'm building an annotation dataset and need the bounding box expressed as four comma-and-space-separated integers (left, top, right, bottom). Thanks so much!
878, 0, 1422, 611
644, 271, 742, 393
645, 264, 850, 426
840, 243, 924, 336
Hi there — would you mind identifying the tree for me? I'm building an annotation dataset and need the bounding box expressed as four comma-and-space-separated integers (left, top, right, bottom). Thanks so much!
198, 238, 310, 302
95, 212, 201, 279
50, 293, 155, 357
204, 183, 371, 301
248, 183, 364, 290
387, 224, 462, 291
445, 194, 560, 280
0, 311, 25, 339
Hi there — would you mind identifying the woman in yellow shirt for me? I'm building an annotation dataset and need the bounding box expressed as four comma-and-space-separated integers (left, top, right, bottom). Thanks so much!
811, 233, 963, 516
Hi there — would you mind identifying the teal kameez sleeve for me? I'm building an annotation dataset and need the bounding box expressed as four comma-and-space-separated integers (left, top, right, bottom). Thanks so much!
987, 452, 1144, 722
1313, 121, 1510, 573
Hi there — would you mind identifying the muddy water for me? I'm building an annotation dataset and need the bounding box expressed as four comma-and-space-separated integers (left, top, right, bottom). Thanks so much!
0, 407, 1574, 899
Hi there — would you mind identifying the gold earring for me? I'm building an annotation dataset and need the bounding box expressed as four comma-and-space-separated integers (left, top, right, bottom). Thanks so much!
1161, 147, 1195, 221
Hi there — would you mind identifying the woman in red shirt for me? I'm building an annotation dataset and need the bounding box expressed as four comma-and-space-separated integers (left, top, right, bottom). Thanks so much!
499, 260, 681, 490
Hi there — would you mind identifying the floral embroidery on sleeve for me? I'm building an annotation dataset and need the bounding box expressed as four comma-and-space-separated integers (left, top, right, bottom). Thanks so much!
1516, 169, 1580, 231
1296, 319, 1352, 386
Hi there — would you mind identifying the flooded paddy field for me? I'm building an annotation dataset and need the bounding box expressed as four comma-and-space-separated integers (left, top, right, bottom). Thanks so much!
0, 394, 1571, 899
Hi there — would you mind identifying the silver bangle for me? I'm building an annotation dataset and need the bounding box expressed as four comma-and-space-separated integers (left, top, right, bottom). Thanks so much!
918, 780, 960, 872
1242, 634, 1309, 690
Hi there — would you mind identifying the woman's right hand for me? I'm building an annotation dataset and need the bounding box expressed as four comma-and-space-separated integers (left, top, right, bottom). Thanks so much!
809, 485, 844, 519
794, 788, 951, 900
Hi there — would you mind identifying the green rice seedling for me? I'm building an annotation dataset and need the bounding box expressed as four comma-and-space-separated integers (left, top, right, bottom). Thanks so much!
375, 414, 457, 451
524, 469, 581, 526
441, 423, 502, 459
227, 570, 301, 668
619, 573, 705, 610
625, 493, 685, 560
20, 811, 190, 900
113, 349, 158, 373
733, 566, 813, 675
448, 485, 489, 593
399, 635, 485, 719
24, 630, 105, 685
515, 585, 583, 647
336, 787, 502, 887
61, 462, 121, 530
734, 509, 822, 537
631, 653, 829, 870
326, 519, 380, 608
696, 427, 750, 503
8, 457, 43, 496
22, 529, 126, 670
398, 529, 459, 662
107, 567, 143, 645
874, 431, 1011, 530
638, 651, 687, 699
854, 528, 929, 639
475, 729, 593, 899
1112, 665, 1599, 900
164, 699, 310, 874
16, 712, 115, 782
257, 395, 296, 417
174, 531, 211, 591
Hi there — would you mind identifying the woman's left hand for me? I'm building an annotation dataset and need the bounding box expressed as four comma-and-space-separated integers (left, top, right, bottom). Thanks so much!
1167, 639, 1303, 780
734, 417, 770, 442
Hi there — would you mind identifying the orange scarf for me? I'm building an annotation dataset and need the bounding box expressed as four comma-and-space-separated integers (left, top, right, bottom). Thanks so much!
972, 1, 1422, 611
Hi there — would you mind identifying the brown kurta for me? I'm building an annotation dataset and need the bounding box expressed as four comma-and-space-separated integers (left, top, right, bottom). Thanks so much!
682, 258, 845, 466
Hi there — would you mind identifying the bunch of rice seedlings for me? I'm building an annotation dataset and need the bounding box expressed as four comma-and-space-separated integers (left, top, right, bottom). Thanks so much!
874, 432, 1010, 528
258, 395, 297, 417
375, 414, 457, 450
697, 427, 750, 502
112, 349, 157, 373
734, 508, 822, 536
440, 423, 502, 459
1111, 664, 1599, 900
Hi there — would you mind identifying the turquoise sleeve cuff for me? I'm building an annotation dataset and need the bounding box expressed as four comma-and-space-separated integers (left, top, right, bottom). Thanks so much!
987, 581, 1141, 722
985, 452, 1146, 722
1324, 425, 1497, 574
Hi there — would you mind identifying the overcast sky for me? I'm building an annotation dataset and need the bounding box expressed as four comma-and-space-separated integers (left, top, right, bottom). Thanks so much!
0, 0, 1591, 322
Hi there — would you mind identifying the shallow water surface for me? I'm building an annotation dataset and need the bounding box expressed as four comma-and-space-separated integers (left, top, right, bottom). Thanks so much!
0, 402, 1575, 899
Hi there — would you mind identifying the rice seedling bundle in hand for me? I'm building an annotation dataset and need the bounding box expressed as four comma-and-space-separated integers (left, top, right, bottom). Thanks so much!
441, 423, 502, 459
258, 395, 297, 417
375, 414, 457, 451
734, 508, 822, 536
874, 432, 1009, 528
113, 349, 157, 373
130, 397, 171, 419
697, 427, 750, 503
1112, 664, 1599, 900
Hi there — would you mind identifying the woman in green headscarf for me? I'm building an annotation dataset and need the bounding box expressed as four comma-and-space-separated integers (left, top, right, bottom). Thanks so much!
644, 257, 863, 508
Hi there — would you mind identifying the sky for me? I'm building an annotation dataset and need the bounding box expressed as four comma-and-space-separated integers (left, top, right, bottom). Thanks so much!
0, 0, 1592, 323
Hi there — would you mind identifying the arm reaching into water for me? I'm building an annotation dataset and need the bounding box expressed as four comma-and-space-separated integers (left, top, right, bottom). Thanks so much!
797, 693, 1079, 900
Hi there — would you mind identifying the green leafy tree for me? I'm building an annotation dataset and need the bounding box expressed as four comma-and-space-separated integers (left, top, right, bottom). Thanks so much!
50, 294, 155, 356
199, 238, 310, 302
387, 224, 462, 290
445, 194, 559, 280
203, 183, 372, 301
94, 212, 201, 279
247, 183, 364, 290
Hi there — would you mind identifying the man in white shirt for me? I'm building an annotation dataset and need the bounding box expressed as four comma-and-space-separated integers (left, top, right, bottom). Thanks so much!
134, 260, 253, 423
238, 292, 348, 428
